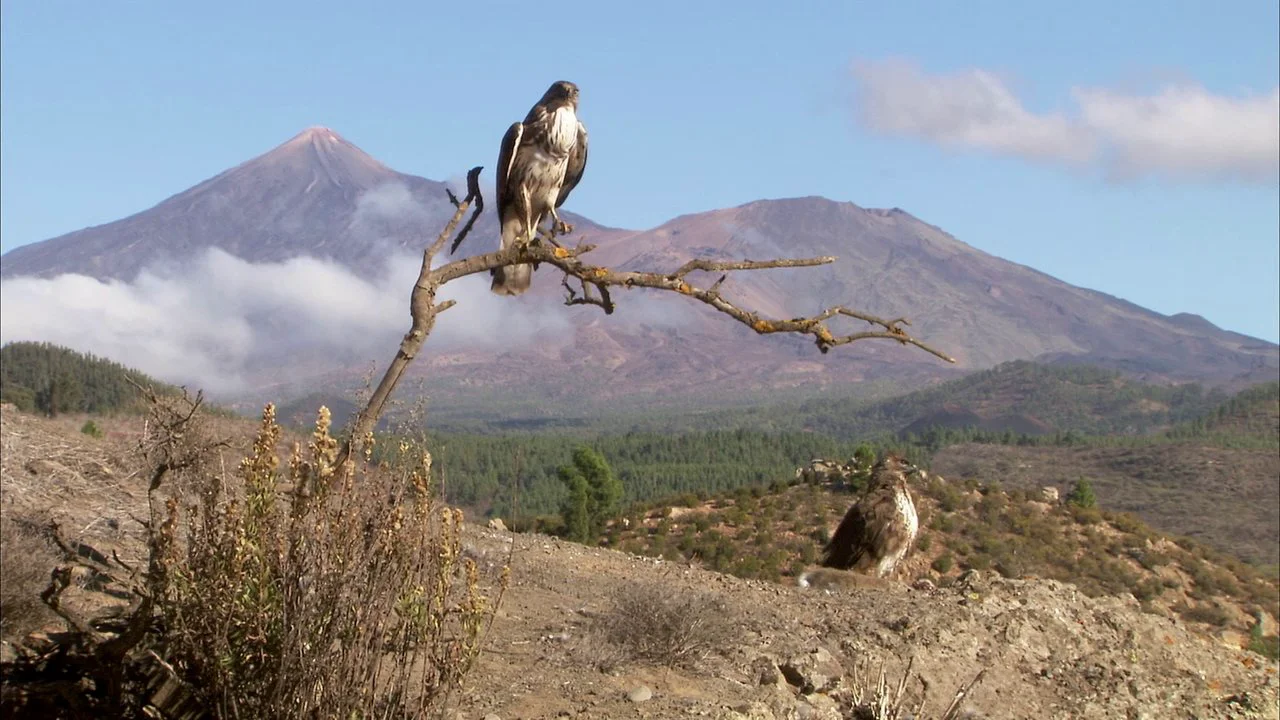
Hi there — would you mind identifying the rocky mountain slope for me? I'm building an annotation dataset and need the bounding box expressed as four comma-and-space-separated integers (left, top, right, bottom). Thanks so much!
2, 127, 1275, 411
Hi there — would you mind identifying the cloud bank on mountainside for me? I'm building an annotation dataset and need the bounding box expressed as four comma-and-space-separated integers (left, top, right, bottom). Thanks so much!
0, 247, 571, 395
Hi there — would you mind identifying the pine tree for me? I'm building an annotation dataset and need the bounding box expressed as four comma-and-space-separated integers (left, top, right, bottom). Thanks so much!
1066, 478, 1097, 508
556, 447, 622, 543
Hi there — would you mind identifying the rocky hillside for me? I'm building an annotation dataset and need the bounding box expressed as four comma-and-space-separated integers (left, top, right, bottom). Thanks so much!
603, 465, 1280, 651
3, 405, 1277, 719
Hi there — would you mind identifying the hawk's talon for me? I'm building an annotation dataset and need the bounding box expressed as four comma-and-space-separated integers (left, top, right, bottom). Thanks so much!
554, 220, 574, 236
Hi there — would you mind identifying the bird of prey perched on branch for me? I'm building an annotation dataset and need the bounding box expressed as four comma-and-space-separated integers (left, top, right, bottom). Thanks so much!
490, 80, 589, 296
821, 454, 920, 578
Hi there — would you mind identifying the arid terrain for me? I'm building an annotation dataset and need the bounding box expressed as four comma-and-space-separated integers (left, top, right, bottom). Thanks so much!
3, 405, 1278, 719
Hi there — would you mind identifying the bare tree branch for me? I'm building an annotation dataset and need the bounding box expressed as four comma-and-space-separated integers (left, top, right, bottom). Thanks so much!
336, 167, 954, 470
447, 166, 485, 255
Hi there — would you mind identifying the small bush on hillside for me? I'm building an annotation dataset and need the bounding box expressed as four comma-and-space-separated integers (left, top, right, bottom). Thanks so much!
965, 553, 993, 571
156, 403, 507, 719
1066, 478, 1097, 508
0, 514, 57, 639
80, 420, 103, 438
1070, 505, 1103, 525
1248, 621, 1280, 661
931, 553, 954, 573
1175, 602, 1231, 627
591, 581, 735, 668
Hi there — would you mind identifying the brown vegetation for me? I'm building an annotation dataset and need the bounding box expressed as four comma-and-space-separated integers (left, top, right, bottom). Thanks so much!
610, 468, 1280, 655
0, 513, 56, 638
929, 441, 1280, 567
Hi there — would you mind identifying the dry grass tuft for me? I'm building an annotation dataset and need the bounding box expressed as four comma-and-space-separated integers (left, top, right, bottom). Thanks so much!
841, 657, 986, 720
0, 513, 57, 639
590, 580, 735, 669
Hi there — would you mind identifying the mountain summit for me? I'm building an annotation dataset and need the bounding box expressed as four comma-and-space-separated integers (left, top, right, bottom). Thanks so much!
0, 127, 457, 280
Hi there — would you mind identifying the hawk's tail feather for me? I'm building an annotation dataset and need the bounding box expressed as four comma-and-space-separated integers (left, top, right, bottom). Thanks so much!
491, 214, 534, 296
491, 263, 533, 296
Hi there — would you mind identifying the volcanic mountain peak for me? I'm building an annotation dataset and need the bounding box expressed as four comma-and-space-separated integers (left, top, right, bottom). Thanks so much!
0, 126, 447, 281
203, 124, 396, 192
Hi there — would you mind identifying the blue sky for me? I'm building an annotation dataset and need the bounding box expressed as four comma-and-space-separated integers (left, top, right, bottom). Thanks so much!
2, 1, 1278, 342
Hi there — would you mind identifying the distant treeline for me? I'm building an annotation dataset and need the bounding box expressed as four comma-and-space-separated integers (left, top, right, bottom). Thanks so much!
901, 380, 1278, 452
420, 429, 926, 521
779, 360, 1228, 440
0, 341, 177, 416
414, 378, 1277, 521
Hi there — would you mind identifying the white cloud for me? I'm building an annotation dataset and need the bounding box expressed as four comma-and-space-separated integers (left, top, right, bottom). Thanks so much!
0, 247, 571, 396
852, 60, 1094, 164
1075, 85, 1280, 183
851, 59, 1280, 184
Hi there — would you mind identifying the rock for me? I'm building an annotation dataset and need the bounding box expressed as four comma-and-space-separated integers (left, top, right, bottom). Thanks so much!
1041, 486, 1060, 503
795, 693, 842, 720
487, 517, 508, 532
752, 655, 784, 686
958, 569, 986, 591
780, 647, 844, 695
1219, 630, 1246, 649
21, 631, 56, 654
715, 702, 777, 720
483, 715, 502, 720
627, 685, 653, 703
912, 577, 937, 593
1254, 610, 1278, 637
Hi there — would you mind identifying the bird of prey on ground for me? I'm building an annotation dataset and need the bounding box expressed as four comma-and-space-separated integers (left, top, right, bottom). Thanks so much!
821, 454, 921, 579
490, 80, 589, 296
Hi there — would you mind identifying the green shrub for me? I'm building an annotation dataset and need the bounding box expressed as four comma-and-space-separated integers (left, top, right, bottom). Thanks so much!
1066, 479, 1097, 508
931, 553, 954, 573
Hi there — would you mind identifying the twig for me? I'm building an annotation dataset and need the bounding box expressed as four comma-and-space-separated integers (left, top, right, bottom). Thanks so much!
940, 667, 986, 720
448, 167, 485, 255
40, 566, 103, 641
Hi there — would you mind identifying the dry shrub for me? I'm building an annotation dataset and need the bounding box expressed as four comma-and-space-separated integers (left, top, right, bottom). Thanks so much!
156, 404, 507, 719
0, 513, 57, 639
591, 580, 734, 668
841, 657, 985, 720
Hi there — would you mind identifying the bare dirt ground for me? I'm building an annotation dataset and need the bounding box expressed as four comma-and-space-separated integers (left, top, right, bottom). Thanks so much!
451, 526, 1279, 719
2, 406, 1278, 719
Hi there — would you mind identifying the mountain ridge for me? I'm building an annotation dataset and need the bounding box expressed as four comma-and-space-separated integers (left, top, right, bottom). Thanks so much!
2, 126, 1275, 407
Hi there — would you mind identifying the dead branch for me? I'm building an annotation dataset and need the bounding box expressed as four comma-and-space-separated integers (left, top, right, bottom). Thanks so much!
448, 166, 485, 255
337, 167, 954, 468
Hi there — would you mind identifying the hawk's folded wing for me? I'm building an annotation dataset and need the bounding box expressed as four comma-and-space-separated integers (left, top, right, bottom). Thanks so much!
495, 121, 524, 219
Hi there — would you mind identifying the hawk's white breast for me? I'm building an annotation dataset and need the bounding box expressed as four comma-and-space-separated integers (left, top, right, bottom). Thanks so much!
898, 488, 919, 540
877, 486, 919, 578
548, 106, 578, 155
